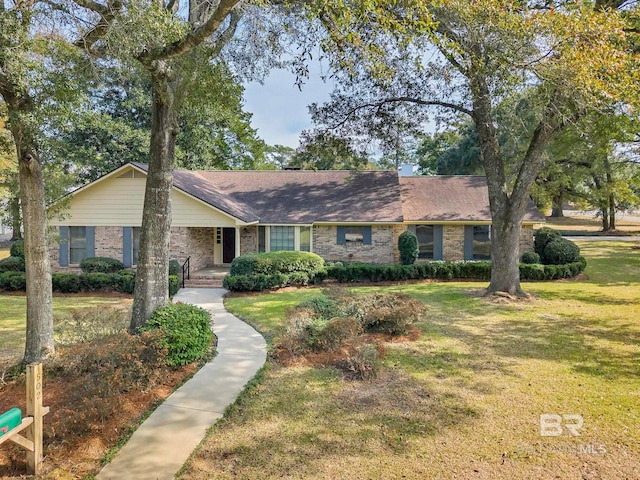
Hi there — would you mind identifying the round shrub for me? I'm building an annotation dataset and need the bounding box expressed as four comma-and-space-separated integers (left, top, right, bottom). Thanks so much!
398, 230, 419, 265
534, 227, 562, 256
542, 238, 581, 265
80, 257, 124, 273
143, 303, 213, 367
9, 239, 24, 259
0, 256, 25, 272
521, 251, 541, 264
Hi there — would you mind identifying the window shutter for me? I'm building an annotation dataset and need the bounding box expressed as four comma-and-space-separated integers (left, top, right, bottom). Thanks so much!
337, 226, 346, 245
123, 227, 132, 268
363, 226, 372, 245
434, 225, 443, 260
464, 225, 474, 260
86, 226, 95, 258
59, 226, 69, 267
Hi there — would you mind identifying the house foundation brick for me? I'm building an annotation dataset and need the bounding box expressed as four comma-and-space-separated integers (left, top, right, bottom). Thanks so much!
519, 225, 535, 256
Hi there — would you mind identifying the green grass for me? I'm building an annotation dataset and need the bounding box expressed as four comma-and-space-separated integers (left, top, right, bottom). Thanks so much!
0, 295, 132, 365
180, 240, 640, 479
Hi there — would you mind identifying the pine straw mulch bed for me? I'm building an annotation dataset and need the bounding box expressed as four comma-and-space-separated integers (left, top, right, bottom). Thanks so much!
0, 335, 199, 479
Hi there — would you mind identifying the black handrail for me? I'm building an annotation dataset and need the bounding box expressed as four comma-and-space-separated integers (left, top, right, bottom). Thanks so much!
181, 256, 190, 288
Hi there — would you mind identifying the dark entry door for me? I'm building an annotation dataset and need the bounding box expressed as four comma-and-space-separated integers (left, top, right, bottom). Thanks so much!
222, 228, 236, 264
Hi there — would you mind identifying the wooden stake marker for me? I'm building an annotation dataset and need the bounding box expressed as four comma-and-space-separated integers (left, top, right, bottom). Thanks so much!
0, 363, 49, 474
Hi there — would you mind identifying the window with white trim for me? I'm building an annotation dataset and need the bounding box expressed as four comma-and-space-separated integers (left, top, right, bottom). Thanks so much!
258, 226, 312, 252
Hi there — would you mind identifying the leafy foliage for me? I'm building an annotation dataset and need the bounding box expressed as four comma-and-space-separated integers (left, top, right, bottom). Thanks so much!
169, 259, 181, 276
143, 303, 213, 367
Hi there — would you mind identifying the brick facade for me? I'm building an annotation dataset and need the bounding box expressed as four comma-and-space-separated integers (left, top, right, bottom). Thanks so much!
519, 225, 535, 255
443, 225, 465, 261
49, 223, 540, 272
240, 226, 258, 255
168, 227, 215, 272
312, 225, 396, 264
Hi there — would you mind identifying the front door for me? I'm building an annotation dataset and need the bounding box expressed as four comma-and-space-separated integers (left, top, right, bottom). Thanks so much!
222, 228, 236, 264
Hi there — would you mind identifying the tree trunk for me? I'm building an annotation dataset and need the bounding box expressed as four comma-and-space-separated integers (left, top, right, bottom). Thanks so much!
130, 64, 177, 332
551, 188, 564, 217
600, 206, 610, 231
9, 195, 22, 240
8, 119, 54, 363
609, 193, 616, 231
488, 211, 524, 295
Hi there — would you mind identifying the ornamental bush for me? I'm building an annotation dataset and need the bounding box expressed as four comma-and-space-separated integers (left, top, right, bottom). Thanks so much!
542, 238, 581, 265
534, 227, 562, 256
143, 303, 213, 367
80, 257, 124, 274
169, 275, 180, 297
398, 230, 419, 265
0, 256, 25, 272
9, 239, 24, 259
521, 251, 541, 264
52, 273, 82, 293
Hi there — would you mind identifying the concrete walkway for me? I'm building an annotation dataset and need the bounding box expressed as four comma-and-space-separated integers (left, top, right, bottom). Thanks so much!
97, 288, 267, 480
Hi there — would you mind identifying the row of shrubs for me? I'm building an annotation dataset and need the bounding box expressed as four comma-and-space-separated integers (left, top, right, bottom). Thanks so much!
0, 270, 180, 296
522, 227, 582, 265
224, 257, 587, 291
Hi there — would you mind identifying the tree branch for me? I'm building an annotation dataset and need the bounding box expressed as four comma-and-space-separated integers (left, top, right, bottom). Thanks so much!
327, 96, 472, 130
138, 0, 242, 64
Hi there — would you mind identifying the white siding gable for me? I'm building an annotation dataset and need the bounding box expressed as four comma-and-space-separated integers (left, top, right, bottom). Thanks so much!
50, 168, 240, 227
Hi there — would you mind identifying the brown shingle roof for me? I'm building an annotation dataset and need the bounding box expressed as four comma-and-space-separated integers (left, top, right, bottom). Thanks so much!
400, 176, 545, 223
132, 163, 544, 224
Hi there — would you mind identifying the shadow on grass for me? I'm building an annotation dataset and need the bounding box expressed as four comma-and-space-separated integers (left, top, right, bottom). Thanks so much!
422, 301, 640, 380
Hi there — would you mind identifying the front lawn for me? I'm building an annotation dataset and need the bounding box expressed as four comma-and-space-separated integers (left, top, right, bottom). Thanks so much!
0, 295, 132, 366
180, 240, 640, 479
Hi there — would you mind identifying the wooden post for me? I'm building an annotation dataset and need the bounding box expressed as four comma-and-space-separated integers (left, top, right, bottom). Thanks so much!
26, 363, 43, 475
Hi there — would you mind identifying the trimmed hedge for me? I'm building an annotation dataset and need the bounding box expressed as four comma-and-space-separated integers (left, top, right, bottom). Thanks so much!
80, 257, 125, 274
230, 251, 325, 276
0, 271, 26, 290
2, 270, 177, 295
143, 303, 213, 367
0, 256, 26, 272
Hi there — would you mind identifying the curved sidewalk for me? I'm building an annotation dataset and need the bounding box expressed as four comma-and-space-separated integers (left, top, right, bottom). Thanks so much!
97, 288, 267, 480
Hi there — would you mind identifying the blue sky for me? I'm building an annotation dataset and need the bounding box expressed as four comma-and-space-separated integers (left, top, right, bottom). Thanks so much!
242, 62, 334, 149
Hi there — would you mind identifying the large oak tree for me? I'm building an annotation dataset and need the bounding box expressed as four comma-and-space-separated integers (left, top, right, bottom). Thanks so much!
310, 0, 639, 295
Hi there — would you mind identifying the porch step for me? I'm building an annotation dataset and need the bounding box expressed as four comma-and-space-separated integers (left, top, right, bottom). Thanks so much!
184, 279, 225, 288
